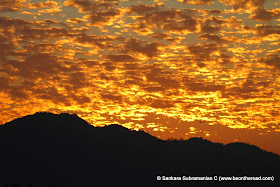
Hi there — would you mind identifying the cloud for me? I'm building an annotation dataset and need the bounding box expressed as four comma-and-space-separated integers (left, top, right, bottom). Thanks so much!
101, 93, 123, 103
183, 76, 225, 92
64, 0, 94, 12
144, 67, 180, 89
143, 86, 165, 93
219, 53, 233, 64
66, 18, 88, 24
128, 4, 159, 15
180, 0, 265, 11
67, 71, 90, 90
205, 9, 223, 14
188, 43, 218, 61
0, 0, 280, 155
88, 9, 120, 26
201, 16, 225, 33
249, 8, 280, 22
0, 16, 30, 28
33, 86, 70, 105
0, 77, 10, 91
131, 7, 197, 32
31, 1, 59, 9
252, 25, 280, 36
75, 33, 115, 49
223, 0, 265, 10
64, 0, 121, 26
0, 0, 28, 13
198, 33, 228, 43
259, 53, 280, 69
152, 32, 170, 40
124, 38, 160, 58
105, 55, 136, 62
11, 53, 66, 79
150, 99, 175, 109
221, 77, 271, 99
180, 0, 214, 5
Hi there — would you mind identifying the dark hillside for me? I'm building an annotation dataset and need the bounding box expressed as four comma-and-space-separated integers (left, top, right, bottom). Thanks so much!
0, 112, 279, 187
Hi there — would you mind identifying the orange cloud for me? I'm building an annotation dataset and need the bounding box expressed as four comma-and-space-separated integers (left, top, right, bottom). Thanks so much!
0, 0, 280, 155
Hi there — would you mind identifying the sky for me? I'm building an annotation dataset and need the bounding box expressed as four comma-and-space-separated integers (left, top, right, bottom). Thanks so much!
0, 0, 280, 154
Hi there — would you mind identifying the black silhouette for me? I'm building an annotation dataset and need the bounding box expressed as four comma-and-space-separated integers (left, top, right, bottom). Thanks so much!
0, 112, 279, 187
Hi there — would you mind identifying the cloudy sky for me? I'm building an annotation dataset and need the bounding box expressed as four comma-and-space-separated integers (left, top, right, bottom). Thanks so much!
0, 0, 280, 154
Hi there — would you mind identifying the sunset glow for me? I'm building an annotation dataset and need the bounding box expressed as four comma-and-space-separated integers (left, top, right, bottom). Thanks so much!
0, 0, 280, 154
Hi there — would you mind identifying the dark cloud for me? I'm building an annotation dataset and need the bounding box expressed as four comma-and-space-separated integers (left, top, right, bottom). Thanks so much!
34, 86, 71, 106
19, 27, 69, 41
0, 43, 17, 61
255, 26, 280, 36
75, 33, 114, 49
198, 34, 227, 43
123, 63, 140, 71
250, 8, 280, 22
2, 80, 35, 100
0, 0, 27, 13
0, 16, 30, 29
124, 38, 160, 58
135, 8, 197, 32
79, 59, 99, 67
201, 16, 224, 33
0, 77, 10, 91
89, 9, 120, 26
0, 17, 75, 45
188, 43, 218, 60
205, 16, 225, 25
11, 53, 66, 79
128, 4, 158, 15
145, 67, 180, 89
183, 76, 225, 92
206, 9, 223, 14
226, 0, 264, 10
150, 99, 175, 109
68, 71, 89, 90
105, 55, 136, 62
221, 78, 271, 99
201, 25, 221, 33
101, 93, 123, 102
143, 86, 165, 93
99, 73, 118, 81
152, 32, 170, 40
103, 62, 116, 71
259, 54, 280, 69
69, 94, 91, 105
219, 53, 233, 64
180, 0, 265, 10
64, 0, 95, 12
65, 0, 120, 26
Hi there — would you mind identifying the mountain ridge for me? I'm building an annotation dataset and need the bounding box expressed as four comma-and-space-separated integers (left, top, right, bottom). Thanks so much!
3, 112, 278, 156
0, 112, 279, 187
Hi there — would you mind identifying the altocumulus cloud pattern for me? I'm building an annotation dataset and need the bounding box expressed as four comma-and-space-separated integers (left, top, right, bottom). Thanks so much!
0, 0, 280, 154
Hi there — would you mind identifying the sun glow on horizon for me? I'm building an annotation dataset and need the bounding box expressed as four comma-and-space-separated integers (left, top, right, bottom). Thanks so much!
0, 0, 280, 154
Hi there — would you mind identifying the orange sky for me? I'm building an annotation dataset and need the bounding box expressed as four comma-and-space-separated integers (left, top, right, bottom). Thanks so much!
0, 0, 280, 154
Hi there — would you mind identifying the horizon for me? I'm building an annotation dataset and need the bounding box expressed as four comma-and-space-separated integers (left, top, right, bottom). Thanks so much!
1, 111, 280, 186
0, 0, 280, 156
3, 111, 280, 156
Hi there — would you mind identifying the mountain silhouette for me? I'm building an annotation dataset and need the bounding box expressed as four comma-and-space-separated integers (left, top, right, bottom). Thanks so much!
0, 112, 279, 187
